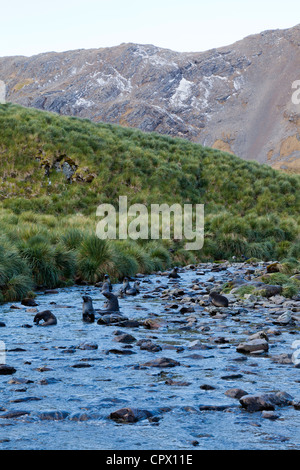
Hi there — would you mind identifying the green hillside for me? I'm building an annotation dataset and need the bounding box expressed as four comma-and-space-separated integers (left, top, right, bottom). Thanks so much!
0, 103, 299, 303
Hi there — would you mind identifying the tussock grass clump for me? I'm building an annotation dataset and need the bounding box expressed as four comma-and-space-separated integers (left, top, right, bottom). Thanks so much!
0, 236, 33, 302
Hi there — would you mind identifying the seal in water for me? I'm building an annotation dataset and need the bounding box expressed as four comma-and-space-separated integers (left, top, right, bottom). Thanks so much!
209, 291, 229, 307
82, 296, 95, 323
34, 311, 57, 326
168, 267, 180, 279
104, 274, 113, 291
97, 291, 123, 325
98, 291, 120, 313
126, 281, 140, 296
118, 277, 131, 296
122, 277, 131, 293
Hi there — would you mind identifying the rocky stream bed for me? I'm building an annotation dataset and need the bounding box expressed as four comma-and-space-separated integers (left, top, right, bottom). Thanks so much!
0, 261, 300, 450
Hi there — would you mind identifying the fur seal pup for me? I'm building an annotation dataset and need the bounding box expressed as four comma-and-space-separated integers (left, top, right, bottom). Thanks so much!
97, 291, 123, 325
118, 277, 131, 296
209, 291, 229, 308
104, 274, 113, 291
168, 267, 180, 279
99, 291, 120, 313
82, 296, 95, 323
122, 277, 131, 293
34, 310, 57, 326
126, 281, 140, 296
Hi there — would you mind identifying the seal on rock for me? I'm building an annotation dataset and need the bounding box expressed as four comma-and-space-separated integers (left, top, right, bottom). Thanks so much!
96, 291, 120, 315
118, 277, 132, 296
168, 267, 180, 279
209, 291, 229, 307
103, 274, 113, 291
34, 310, 57, 326
125, 281, 140, 296
122, 277, 131, 293
100, 291, 120, 312
82, 296, 95, 323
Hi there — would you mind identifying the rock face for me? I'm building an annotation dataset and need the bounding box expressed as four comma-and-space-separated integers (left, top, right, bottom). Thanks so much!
1, 24, 300, 170
0, 80, 5, 104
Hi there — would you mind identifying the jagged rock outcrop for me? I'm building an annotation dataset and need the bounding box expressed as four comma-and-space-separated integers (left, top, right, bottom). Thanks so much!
1, 24, 300, 170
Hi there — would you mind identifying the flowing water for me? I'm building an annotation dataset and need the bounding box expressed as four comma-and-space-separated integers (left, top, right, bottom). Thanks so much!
0, 265, 300, 450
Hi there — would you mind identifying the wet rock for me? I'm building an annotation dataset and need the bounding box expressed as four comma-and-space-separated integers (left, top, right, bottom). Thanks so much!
236, 338, 269, 354
258, 285, 283, 298
262, 411, 280, 420
181, 406, 198, 413
141, 319, 161, 329
106, 349, 136, 355
0, 365, 16, 375
21, 298, 38, 307
292, 400, 300, 410
142, 357, 180, 368
165, 379, 191, 386
137, 339, 162, 352
269, 295, 286, 305
188, 340, 212, 350
113, 334, 136, 344
61, 347, 76, 354
0, 410, 30, 419
35, 366, 54, 372
225, 388, 249, 399
209, 336, 228, 344
273, 311, 293, 325
76, 342, 98, 350
240, 391, 293, 412
248, 331, 268, 341
200, 384, 216, 390
71, 363, 93, 368
38, 378, 60, 385
69, 412, 102, 421
239, 394, 275, 412
199, 404, 236, 411
179, 306, 195, 314
0, 322, 6, 327
37, 411, 69, 421
118, 320, 140, 328
97, 313, 128, 325
8, 377, 34, 385
10, 396, 41, 403
270, 353, 293, 364
109, 407, 153, 423
221, 374, 243, 380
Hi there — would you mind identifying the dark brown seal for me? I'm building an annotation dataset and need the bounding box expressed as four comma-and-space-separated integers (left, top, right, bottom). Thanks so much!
168, 267, 180, 279
82, 296, 95, 323
209, 291, 229, 307
34, 310, 57, 326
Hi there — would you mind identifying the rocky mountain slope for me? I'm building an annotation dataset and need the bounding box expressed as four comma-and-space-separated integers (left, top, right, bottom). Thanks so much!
1, 24, 300, 171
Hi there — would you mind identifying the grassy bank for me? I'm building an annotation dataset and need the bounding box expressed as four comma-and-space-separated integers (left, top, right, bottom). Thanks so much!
0, 103, 299, 302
